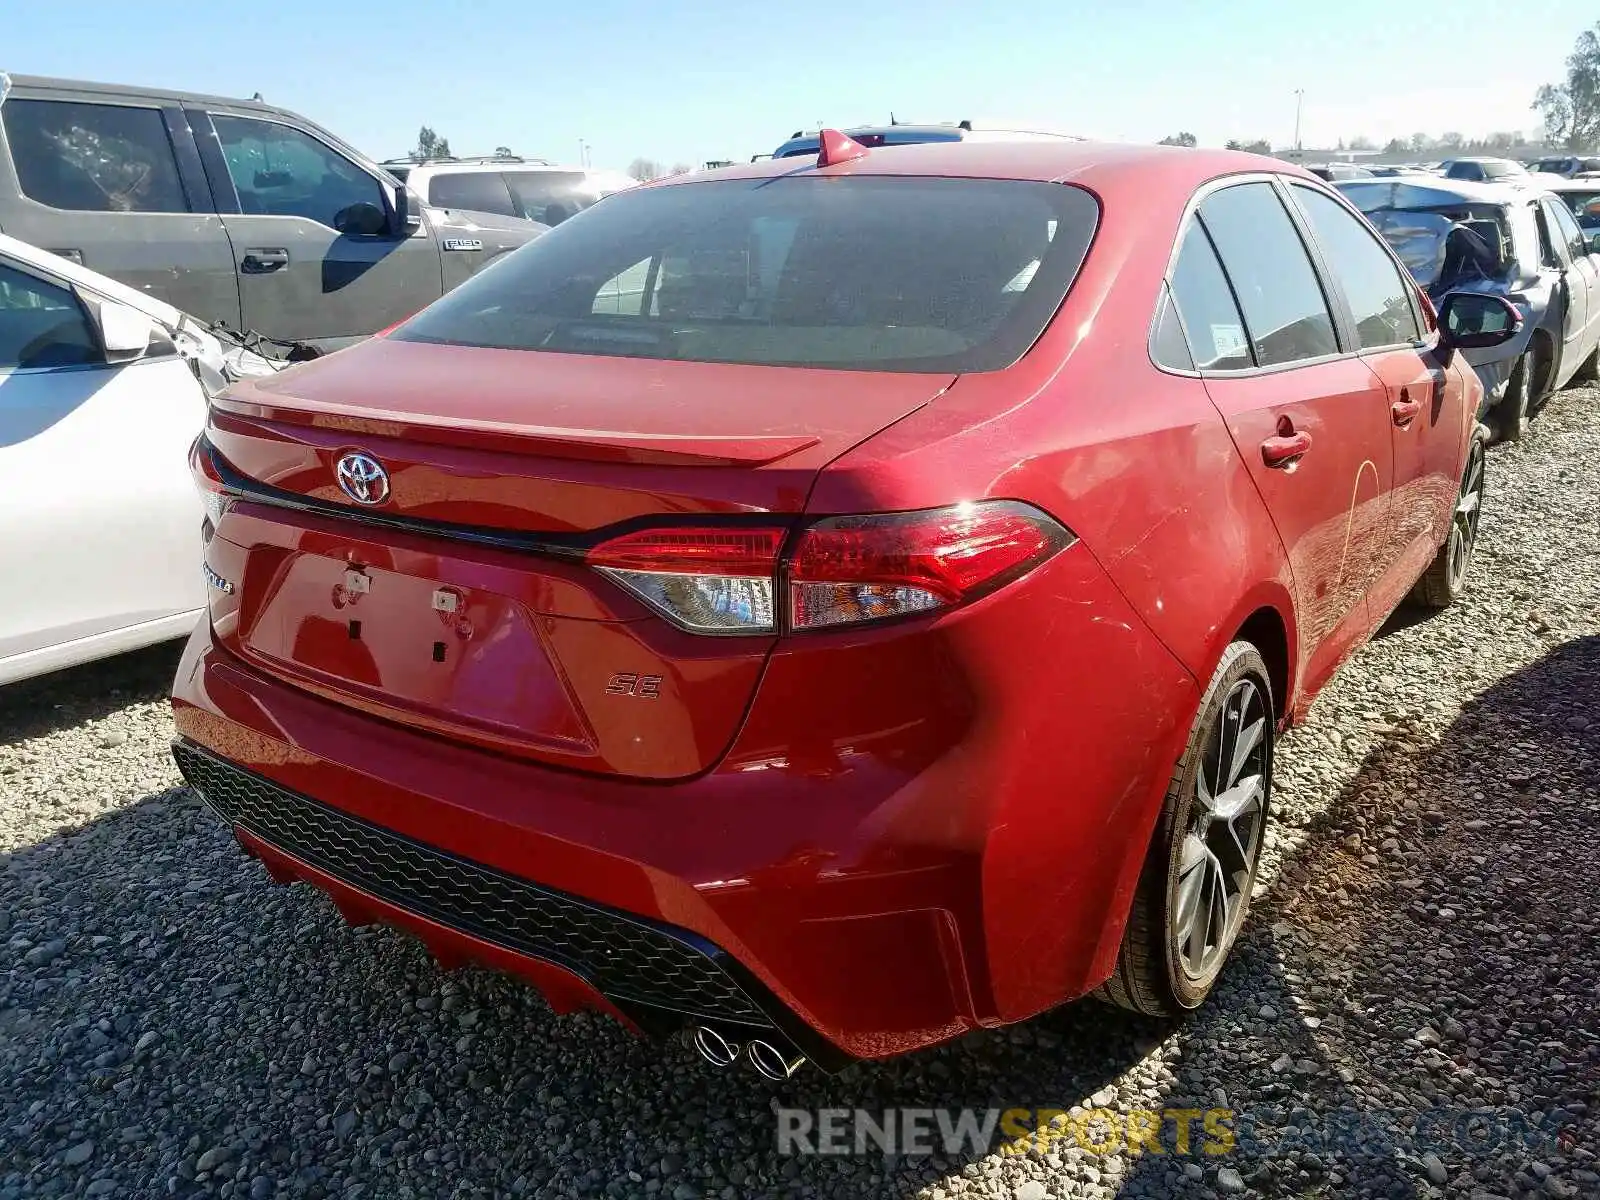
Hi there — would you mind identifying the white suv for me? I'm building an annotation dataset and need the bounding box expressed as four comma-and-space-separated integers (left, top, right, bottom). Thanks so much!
382, 156, 636, 226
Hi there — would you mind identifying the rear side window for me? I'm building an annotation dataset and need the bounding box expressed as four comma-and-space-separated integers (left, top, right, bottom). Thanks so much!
1546, 198, 1591, 261
1290, 185, 1421, 348
426, 171, 515, 216
1169, 224, 1253, 370
210, 115, 384, 229
396, 177, 1100, 373
1199, 183, 1338, 367
1150, 285, 1193, 371
2, 99, 189, 214
503, 171, 608, 225
0, 262, 99, 368
1558, 189, 1600, 229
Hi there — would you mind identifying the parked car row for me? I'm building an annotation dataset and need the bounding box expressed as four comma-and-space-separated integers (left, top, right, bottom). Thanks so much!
0, 82, 1569, 1076
0, 73, 545, 349
1338, 175, 1600, 439
162, 134, 1523, 1077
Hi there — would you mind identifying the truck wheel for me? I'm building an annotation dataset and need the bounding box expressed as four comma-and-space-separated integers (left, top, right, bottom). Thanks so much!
1096, 642, 1273, 1016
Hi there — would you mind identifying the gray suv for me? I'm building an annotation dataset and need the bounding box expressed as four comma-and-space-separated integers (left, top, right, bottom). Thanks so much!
0, 74, 542, 349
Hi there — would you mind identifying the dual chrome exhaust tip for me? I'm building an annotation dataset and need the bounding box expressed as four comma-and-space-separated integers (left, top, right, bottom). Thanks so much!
692, 1026, 807, 1079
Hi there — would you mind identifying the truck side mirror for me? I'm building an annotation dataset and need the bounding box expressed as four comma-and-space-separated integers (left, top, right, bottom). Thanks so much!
334, 201, 387, 237
389, 183, 423, 237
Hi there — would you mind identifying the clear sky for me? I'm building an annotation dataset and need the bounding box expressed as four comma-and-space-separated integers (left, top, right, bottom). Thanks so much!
5, 0, 1595, 169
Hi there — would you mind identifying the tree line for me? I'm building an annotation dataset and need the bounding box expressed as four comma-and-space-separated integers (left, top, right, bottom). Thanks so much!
1156, 21, 1600, 158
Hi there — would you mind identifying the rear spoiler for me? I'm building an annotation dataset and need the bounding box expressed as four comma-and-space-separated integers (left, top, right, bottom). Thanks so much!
210, 394, 821, 468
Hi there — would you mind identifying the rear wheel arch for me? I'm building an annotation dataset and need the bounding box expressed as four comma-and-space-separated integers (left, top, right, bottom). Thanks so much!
1234, 605, 1291, 722
1530, 326, 1557, 398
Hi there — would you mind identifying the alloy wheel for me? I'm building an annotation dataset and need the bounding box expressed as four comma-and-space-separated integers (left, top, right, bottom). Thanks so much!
1173, 677, 1269, 982
1448, 442, 1485, 591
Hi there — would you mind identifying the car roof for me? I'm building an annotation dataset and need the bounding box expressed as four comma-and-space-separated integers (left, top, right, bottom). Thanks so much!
403, 160, 582, 176
771, 125, 1087, 159
1542, 177, 1600, 190
1336, 177, 1542, 207
4, 71, 282, 114
659, 139, 1310, 195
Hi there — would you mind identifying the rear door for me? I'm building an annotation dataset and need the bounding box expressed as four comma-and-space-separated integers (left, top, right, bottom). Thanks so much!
0, 254, 204, 667
192, 108, 442, 344
0, 88, 240, 327
1533, 198, 1586, 368
1172, 179, 1394, 696
1544, 196, 1600, 365
1286, 182, 1468, 615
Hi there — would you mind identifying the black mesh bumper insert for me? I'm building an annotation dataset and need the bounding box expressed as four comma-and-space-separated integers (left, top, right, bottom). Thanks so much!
172, 740, 765, 1024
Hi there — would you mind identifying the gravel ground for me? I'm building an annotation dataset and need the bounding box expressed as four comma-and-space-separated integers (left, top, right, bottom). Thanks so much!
2, 390, 1597, 1200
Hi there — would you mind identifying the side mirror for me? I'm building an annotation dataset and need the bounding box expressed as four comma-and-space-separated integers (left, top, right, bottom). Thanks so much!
1436, 292, 1522, 362
334, 201, 388, 237
1589, 231, 1600, 255
389, 182, 423, 237
83, 296, 168, 363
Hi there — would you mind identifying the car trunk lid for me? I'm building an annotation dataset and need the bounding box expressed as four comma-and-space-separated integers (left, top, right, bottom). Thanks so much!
202, 337, 952, 779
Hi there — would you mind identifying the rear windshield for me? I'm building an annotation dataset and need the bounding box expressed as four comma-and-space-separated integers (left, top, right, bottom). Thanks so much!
394, 176, 1099, 372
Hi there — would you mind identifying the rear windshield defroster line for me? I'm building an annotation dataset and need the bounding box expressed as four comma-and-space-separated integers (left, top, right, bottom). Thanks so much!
393, 176, 1100, 374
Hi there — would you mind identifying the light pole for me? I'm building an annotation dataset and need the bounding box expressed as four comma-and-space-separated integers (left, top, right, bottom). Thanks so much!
1293, 89, 1305, 155
578, 139, 591, 168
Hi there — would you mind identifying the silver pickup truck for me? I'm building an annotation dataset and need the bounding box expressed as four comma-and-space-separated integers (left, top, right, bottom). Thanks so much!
0, 73, 544, 350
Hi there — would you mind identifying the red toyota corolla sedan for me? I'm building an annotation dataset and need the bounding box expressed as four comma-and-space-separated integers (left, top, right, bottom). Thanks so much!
172, 136, 1519, 1077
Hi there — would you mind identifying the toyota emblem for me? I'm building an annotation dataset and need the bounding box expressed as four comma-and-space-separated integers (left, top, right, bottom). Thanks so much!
335, 451, 390, 506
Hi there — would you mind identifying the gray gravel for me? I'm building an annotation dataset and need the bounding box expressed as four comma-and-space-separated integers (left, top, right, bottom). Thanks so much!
3, 390, 1598, 1200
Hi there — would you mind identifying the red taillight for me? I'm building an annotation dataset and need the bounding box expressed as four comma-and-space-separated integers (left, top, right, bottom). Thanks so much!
586, 527, 787, 575
788, 502, 1075, 630
586, 503, 1073, 635
191, 437, 229, 537
587, 526, 788, 634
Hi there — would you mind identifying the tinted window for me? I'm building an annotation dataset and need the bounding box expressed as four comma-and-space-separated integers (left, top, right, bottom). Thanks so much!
2, 99, 189, 214
1151, 285, 1194, 371
1199, 183, 1338, 366
1546, 199, 1591, 260
0, 262, 99, 368
504, 171, 609, 225
396, 177, 1100, 373
1291, 186, 1420, 348
426, 171, 515, 216
1559, 189, 1600, 230
1445, 162, 1483, 181
1169, 223, 1253, 370
211, 115, 384, 228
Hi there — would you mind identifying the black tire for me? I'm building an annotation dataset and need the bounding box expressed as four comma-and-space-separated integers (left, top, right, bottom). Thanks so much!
1096, 642, 1273, 1017
1409, 432, 1486, 610
1494, 351, 1531, 442
1571, 343, 1599, 386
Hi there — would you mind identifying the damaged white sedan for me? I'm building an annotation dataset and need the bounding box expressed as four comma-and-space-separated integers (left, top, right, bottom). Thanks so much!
0, 232, 279, 684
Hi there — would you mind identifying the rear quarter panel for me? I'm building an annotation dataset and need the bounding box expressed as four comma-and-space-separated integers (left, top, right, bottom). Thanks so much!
807, 172, 1297, 1010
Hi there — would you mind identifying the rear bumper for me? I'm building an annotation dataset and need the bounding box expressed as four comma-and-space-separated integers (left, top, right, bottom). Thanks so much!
171, 543, 1198, 1061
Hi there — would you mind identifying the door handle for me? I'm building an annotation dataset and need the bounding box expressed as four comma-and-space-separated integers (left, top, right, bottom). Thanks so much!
241, 249, 289, 274
1261, 430, 1313, 468
1392, 388, 1423, 427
